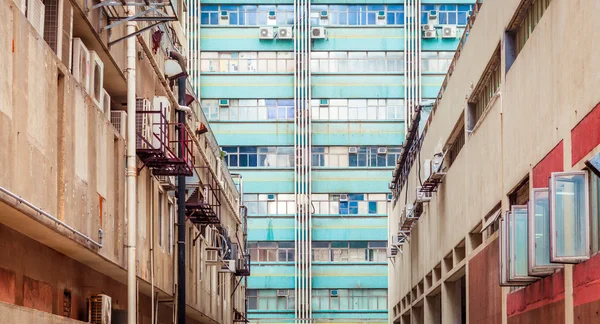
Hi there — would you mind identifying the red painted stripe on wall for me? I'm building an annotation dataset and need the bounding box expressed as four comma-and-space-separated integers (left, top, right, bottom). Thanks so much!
573, 253, 600, 307
571, 102, 600, 166
507, 270, 565, 317
531, 141, 564, 188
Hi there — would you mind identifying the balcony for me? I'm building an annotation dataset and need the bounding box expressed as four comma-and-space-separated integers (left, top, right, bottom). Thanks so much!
185, 167, 222, 225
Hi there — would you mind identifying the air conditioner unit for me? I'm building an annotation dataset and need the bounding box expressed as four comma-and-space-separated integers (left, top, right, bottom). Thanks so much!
339, 194, 348, 202
278, 26, 293, 39
319, 99, 329, 106
377, 147, 387, 155
416, 187, 432, 203
102, 89, 111, 118
136, 99, 152, 149
89, 51, 104, 108
88, 294, 111, 324
423, 29, 437, 39
377, 11, 386, 19
219, 99, 230, 107
110, 111, 127, 138
26, 0, 45, 37
219, 260, 236, 273
153, 96, 171, 122
157, 175, 176, 190
72, 38, 90, 91
387, 193, 393, 202
442, 25, 457, 38
219, 11, 229, 25
268, 10, 276, 19
422, 24, 435, 32
423, 159, 432, 180
330, 290, 339, 297
267, 194, 276, 201
348, 147, 358, 154
405, 204, 414, 218
429, 10, 438, 20
259, 27, 274, 39
431, 153, 443, 173
387, 246, 399, 257
277, 289, 288, 297
320, 10, 328, 19
311, 27, 326, 39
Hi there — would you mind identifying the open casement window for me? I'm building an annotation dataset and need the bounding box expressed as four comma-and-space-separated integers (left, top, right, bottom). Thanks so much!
500, 210, 537, 286
528, 188, 561, 276
549, 171, 590, 263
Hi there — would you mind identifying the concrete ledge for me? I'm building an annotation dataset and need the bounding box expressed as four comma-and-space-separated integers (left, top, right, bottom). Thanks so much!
0, 301, 85, 324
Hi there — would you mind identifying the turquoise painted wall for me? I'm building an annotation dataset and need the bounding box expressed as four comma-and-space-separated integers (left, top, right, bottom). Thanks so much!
313, 122, 404, 146
312, 265, 387, 288
313, 217, 387, 241
246, 265, 387, 289
211, 123, 294, 146
248, 217, 387, 241
312, 75, 402, 98
238, 170, 294, 193
312, 170, 392, 193
201, 27, 464, 52
200, 75, 293, 98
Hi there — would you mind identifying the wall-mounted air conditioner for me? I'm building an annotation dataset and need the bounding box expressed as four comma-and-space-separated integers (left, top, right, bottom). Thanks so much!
277, 289, 288, 297
218, 99, 230, 107
26, 0, 45, 37
72, 38, 90, 91
277, 26, 292, 39
348, 147, 358, 154
89, 51, 104, 108
219, 10, 229, 25
320, 10, 328, 19
110, 111, 126, 138
102, 89, 111, 118
311, 27, 326, 39
219, 260, 236, 273
268, 10, 276, 20
387, 193, 393, 202
442, 25, 457, 38
423, 29, 437, 39
376, 10, 386, 26
267, 194, 276, 201
377, 147, 387, 155
136, 99, 153, 149
259, 27, 274, 39
339, 194, 348, 202
416, 187, 432, 203
429, 10, 438, 20
319, 99, 329, 106
330, 290, 339, 297
88, 294, 111, 324
422, 24, 435, 32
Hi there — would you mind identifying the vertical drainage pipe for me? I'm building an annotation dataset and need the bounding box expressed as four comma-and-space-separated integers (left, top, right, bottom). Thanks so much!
126, 4, 138, 324
169, 50, 188, 324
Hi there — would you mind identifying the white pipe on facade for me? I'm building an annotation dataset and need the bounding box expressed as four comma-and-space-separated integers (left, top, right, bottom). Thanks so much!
126, 5, 138, 324
293, 0, 298, 318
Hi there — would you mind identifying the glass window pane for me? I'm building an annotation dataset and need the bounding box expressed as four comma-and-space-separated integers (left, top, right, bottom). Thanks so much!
510, 206, 529, 278
551, 172, 590, 261
530, 188, 557, 271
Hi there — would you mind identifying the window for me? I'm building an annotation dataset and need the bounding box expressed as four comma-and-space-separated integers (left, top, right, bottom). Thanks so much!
247, 290, 295, 310
467, 45, 501, 132
311, 241, 387, 262
312, 289, 387, 310
506, 0, 553, 70
310, 99, 404, 121
528, 188, 561, 275
446, 114, 465, 167
549, 171, 590, 263
222, 147, 294, 168
158, 191, 164, 248
248, 242, 294, 262
348, 147, 401, 168
500, 208, 537, 286
311, 52, 404, 73
312, 193, 389, 215
243, 194, 295, 216
438, 5, 471, 26
421, 52, 454, 74
202, 99, 295, 121
200, 52, 294, 73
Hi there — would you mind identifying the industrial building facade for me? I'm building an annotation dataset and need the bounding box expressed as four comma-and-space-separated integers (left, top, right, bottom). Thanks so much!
189, 0, 473, 322
388, 0, 600, 323
0, 0, 248, 323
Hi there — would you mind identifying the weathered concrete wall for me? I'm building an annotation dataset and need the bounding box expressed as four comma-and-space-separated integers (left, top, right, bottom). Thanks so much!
468, 239, 502, 324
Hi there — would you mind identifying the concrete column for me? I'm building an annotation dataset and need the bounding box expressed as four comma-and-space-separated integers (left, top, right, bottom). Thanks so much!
441, 280, 462, 324
424, 294, 442, 324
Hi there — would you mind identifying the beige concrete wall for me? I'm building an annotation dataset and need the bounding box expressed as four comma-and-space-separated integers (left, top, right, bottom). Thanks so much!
0, 0, 245, 322
388, 0, 600, 322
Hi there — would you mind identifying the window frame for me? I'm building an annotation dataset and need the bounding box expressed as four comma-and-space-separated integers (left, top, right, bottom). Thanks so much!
549, 171, 591, 263
528, 188, 561, 276
499, 211, 537, 286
